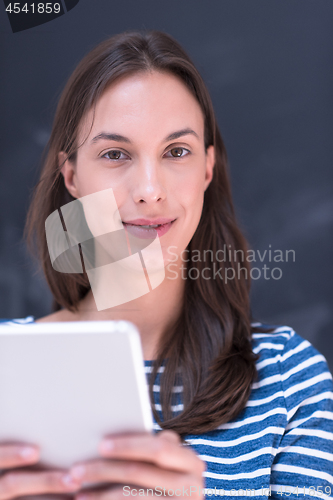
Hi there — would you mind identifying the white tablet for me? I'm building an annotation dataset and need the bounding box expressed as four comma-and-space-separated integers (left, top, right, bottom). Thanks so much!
0, 320, 153, 468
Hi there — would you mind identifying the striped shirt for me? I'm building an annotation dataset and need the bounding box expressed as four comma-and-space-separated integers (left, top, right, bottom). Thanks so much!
1, 317, 333, 499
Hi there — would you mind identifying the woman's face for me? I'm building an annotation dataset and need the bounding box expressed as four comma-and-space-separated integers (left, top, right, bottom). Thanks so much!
60, 70, 215, 269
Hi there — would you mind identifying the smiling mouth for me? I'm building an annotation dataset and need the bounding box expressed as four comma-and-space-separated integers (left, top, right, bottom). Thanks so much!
122, 219, 177, 239
122, 220, 176, 228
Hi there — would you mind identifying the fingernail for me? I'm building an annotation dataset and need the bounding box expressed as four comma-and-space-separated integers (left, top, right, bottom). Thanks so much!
70, 464, 86, 480
76, 495, 88, 500
19, 447, 37, 459
62, 473, 79, 489
100, 439, 114, 453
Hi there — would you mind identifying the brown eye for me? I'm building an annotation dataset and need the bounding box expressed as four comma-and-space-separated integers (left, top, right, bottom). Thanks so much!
106, 150, 122, 160
170, 147, 184, 157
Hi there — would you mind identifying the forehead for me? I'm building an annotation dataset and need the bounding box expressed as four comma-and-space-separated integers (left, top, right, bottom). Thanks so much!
78, 71, 205, 145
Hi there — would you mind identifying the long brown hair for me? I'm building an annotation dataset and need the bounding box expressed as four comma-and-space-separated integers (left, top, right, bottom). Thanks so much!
25, 30, 262, 435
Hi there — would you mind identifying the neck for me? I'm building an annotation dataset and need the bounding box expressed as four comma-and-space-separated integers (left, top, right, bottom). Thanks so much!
76, 263, 185, 361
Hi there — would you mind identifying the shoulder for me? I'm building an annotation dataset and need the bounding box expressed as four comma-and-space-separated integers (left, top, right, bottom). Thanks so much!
251, 322, 329, 369
0, 316, 35, 325
251, 323, 312, 360
35, 309, 77, 323
251, 323, 333, 411
0, 310, 78, 325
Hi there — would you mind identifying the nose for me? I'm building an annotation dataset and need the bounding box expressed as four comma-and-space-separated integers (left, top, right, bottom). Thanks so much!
132, 158, 167, 204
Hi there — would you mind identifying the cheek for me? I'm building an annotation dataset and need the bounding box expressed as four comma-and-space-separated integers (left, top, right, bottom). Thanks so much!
73, 167, 95, 197
74, 165, 121, 202
174, 170, 206, 216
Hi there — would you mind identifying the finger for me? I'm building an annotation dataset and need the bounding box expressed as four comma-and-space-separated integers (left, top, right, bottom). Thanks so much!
98, 433, 202, 473
156, 430, 181, 444
0, 445, 40, 468
70, 459, 203, 493
0, 470, 82, 500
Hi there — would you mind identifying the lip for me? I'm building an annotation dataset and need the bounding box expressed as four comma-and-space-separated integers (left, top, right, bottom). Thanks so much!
122, 218, 176, 225
122, 218, 177, 239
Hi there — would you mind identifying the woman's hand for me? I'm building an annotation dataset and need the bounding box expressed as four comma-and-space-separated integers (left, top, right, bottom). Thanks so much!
69, 431, 205, 499
0, 443, 82, 500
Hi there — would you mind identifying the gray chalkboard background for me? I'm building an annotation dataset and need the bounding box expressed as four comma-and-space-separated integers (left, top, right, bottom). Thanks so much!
1, 1, 332, 368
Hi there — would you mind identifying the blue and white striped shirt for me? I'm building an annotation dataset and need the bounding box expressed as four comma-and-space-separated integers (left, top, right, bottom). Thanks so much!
2, 318, 333, 499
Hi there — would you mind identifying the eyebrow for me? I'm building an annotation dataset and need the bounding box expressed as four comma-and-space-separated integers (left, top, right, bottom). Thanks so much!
91, 128, 199, 144
91, 133, 130, 144
164, 128, 199, 141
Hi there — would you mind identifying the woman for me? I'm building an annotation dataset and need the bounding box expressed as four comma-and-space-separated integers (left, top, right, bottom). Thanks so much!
1, 31, 333, 499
